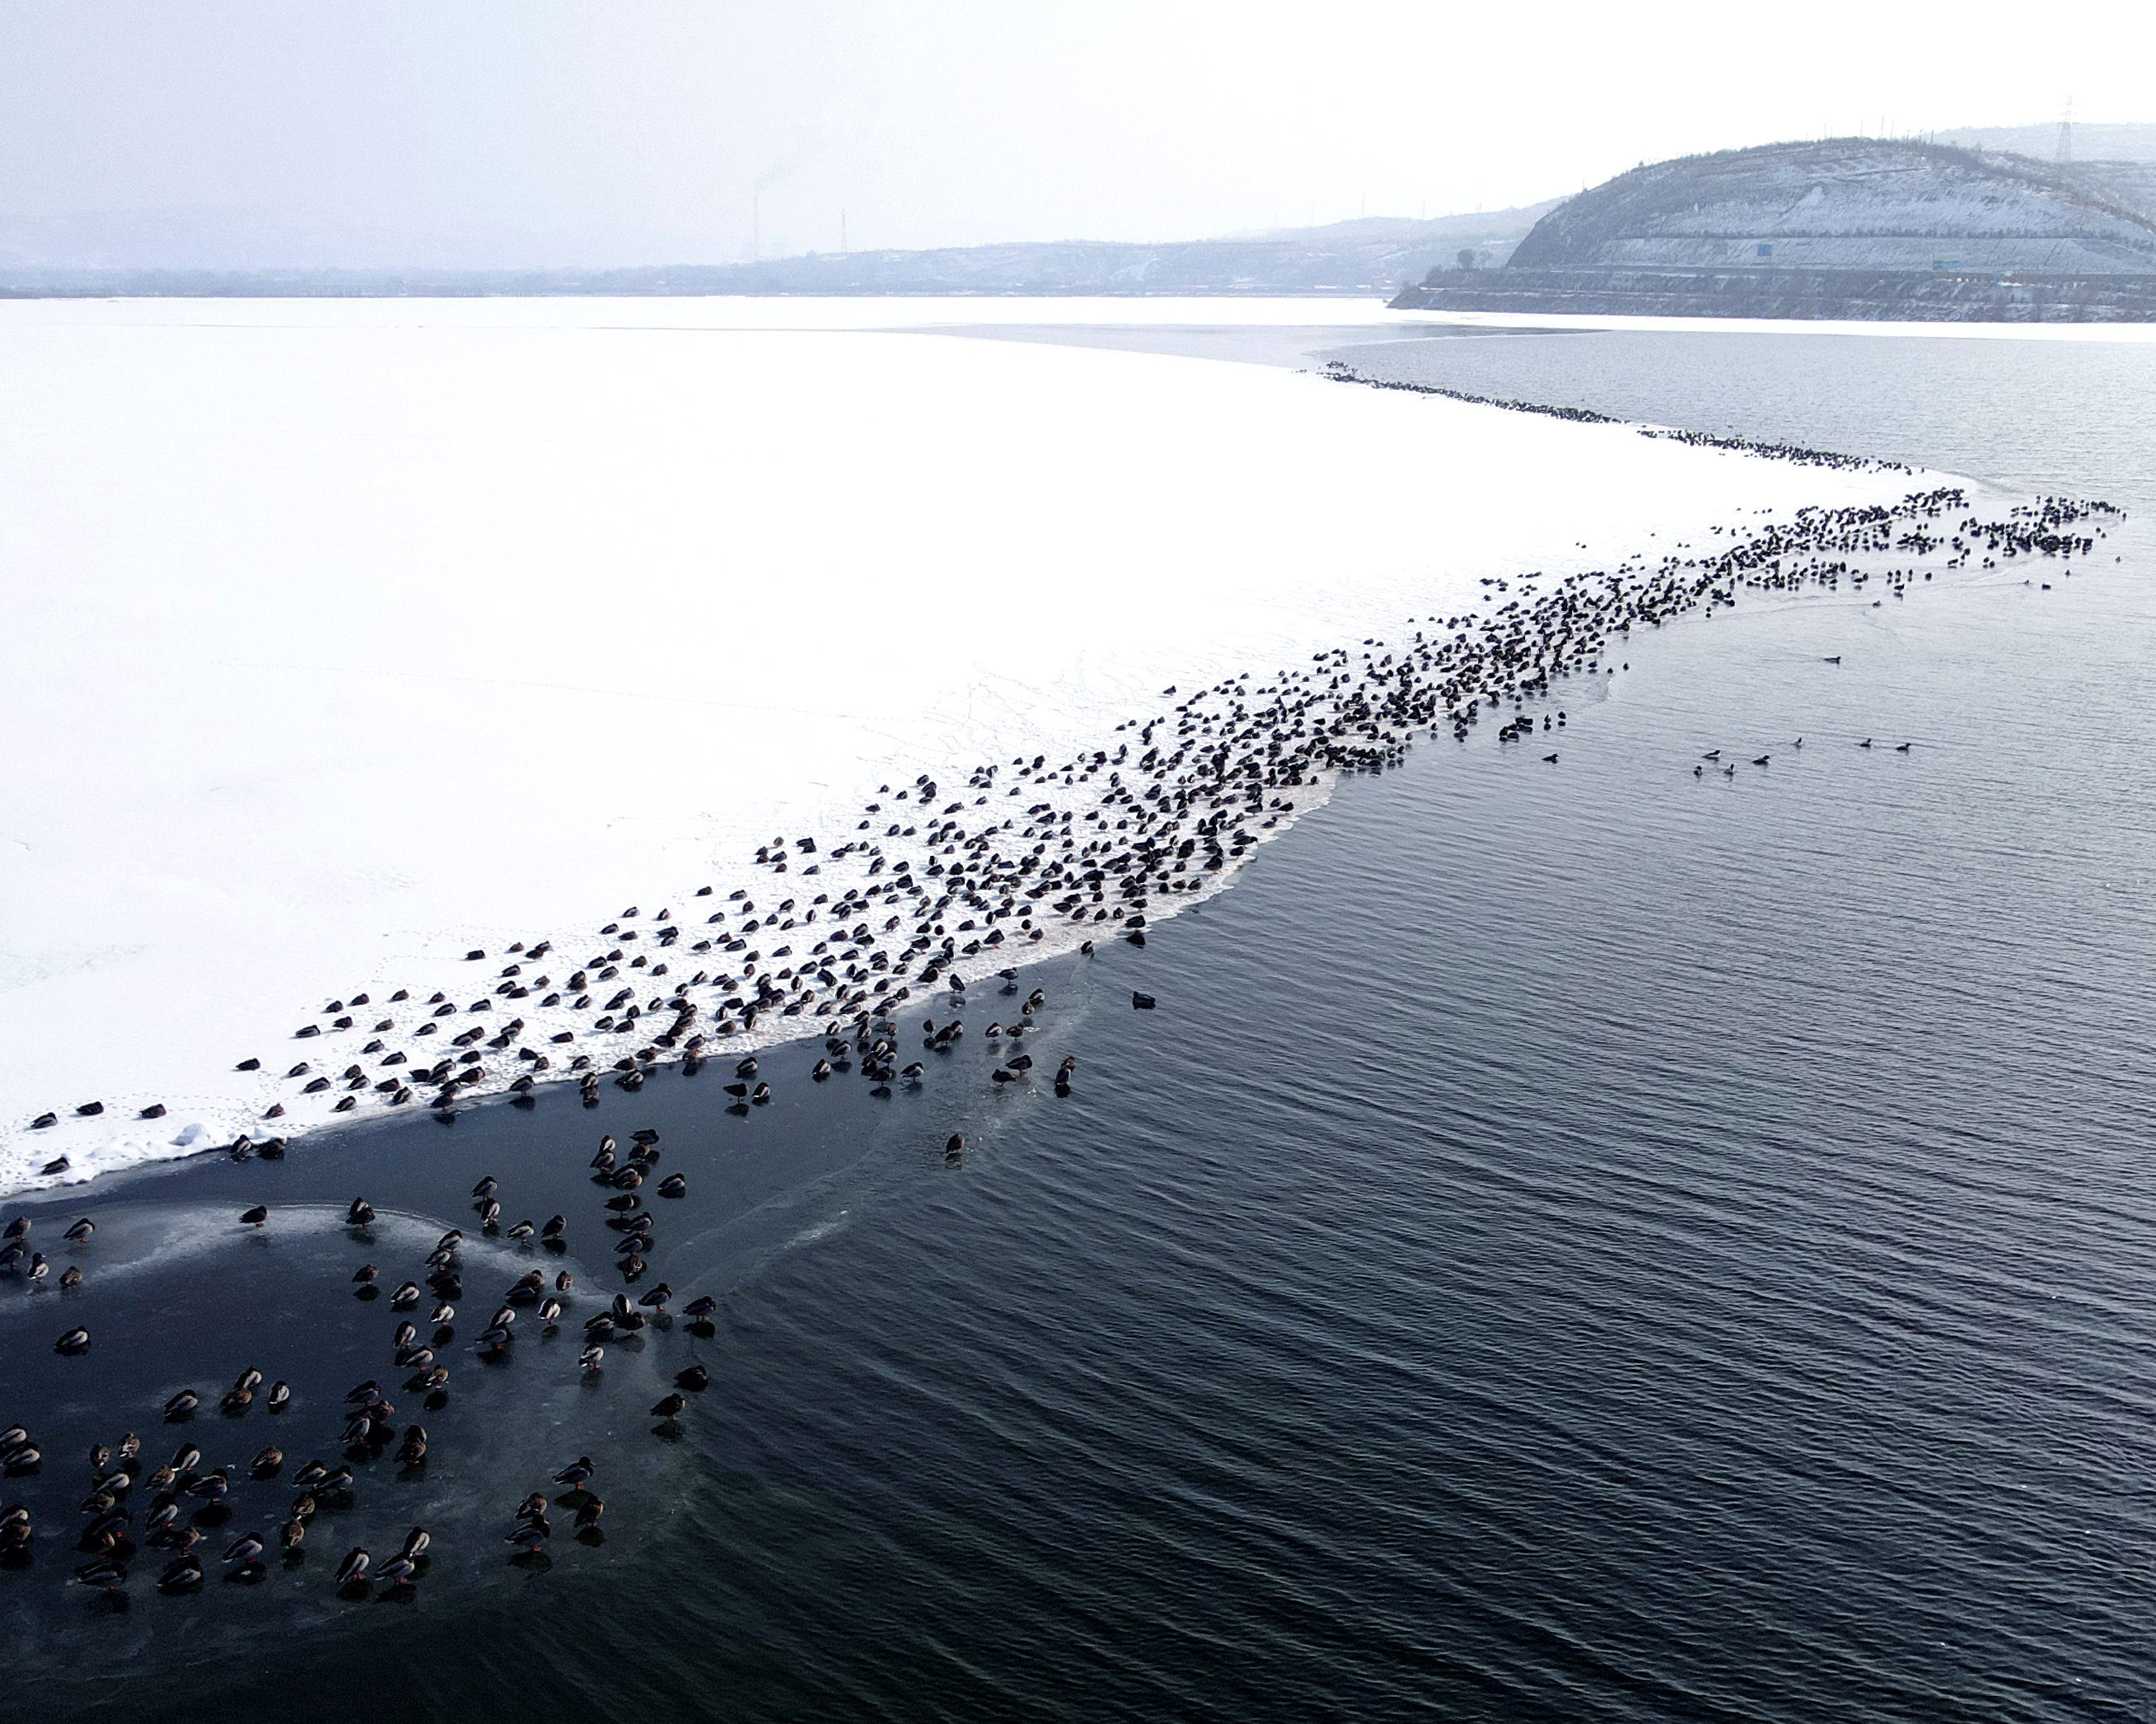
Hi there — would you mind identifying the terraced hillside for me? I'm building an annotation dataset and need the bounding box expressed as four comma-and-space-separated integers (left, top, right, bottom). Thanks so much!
1395, 138, 2156, 321
1508, 139, 2156, 275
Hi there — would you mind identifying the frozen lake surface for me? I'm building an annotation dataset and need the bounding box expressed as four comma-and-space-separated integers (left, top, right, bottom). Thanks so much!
0, 297, 1913, 1188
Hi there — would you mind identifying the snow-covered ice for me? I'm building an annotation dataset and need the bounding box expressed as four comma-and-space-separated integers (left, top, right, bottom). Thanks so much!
0, 297, 1920, 1191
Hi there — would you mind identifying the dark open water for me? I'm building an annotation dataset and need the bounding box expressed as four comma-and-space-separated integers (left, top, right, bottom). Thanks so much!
5, 325, 2155, 1722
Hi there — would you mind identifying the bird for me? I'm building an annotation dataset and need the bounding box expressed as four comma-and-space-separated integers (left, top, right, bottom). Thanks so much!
158, 1555, 205, 1592
240, 1205, 268, 1226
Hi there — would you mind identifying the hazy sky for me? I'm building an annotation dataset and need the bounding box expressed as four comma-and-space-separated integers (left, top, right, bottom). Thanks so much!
1, 0, 2149, 267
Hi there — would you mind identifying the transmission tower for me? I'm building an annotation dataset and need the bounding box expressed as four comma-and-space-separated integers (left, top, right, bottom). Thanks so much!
2057, 96, 2074, 164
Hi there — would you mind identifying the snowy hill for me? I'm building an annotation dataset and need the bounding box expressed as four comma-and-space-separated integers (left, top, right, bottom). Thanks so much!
1508, 139, 2156, 275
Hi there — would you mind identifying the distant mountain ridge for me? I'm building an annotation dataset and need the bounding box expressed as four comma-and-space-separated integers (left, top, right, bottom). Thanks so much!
1933, 121, 2156, 164
0, 206, 1558, 298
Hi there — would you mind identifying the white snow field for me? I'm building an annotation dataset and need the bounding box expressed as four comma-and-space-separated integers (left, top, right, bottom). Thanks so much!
0, 297, 1917, 1191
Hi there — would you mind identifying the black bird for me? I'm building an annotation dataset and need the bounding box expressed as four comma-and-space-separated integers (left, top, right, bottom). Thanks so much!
75, 1557, 128, 1591
159, 1555, 205, 1591
240, 1205, 268, 1226
651, 1393, 686, 1420
1131, 992, 1157, 1010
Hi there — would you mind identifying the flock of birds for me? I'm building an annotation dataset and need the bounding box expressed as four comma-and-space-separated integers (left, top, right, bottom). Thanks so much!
12, 477, 2117, 1166
7, 958, 1096, 1605
2, 1117, 787, 1601
0, 458, 2121, 1611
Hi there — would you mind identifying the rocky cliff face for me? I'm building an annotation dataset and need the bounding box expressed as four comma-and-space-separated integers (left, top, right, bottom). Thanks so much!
1506, 139, 2156, 275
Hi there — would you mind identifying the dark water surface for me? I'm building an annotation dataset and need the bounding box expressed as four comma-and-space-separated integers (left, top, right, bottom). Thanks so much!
1325, 325, 2156, 516
6, 330, 2156, 1722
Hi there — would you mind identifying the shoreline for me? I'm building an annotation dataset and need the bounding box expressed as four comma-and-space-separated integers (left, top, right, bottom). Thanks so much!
4, 447, 2114, 1196
0, 302, 1929, 1193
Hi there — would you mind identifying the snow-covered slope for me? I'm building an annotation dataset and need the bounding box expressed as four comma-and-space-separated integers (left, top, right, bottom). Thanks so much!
1509, 140, 2156, 274
0, 297, 1917, 1191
